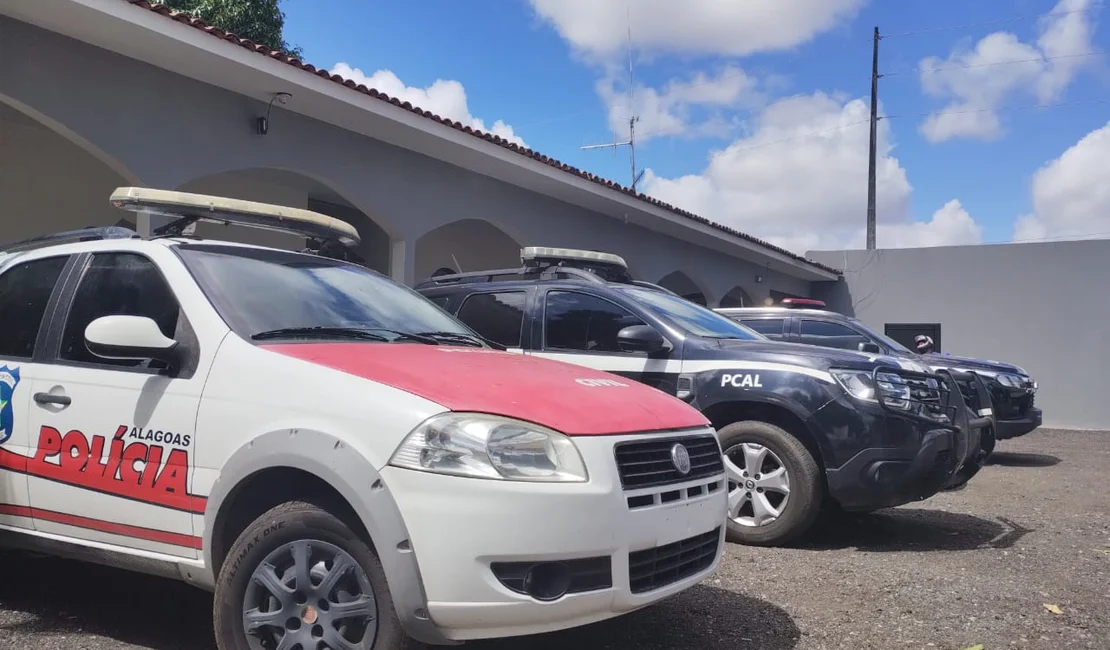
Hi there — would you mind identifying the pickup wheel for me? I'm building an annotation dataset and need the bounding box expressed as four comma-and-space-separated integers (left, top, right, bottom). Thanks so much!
213, 500, 416, 650
718, 420, 823, 547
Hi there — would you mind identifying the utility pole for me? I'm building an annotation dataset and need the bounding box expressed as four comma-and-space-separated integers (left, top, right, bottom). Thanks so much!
866, 26, 881, 250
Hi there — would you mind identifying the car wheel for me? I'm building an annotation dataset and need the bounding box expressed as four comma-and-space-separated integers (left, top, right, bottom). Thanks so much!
718, 420, 823, 547
213, 500, 417, 650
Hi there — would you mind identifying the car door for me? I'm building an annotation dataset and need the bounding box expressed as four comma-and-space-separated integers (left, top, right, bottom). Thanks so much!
796, 318, 872, 352
735, 316, 788, 341
0, 253, 74, 532
452, 289, 533, 352
24, 250, 206, 559
527, 288, 681, 394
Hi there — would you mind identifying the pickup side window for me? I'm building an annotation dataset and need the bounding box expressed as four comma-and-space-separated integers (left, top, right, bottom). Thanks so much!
739, 317, 786, 340
544, 290, 645, 354
0, 256, 69, 359
798, 319, 869, 351
455, 291, 527, 348
59, 252, 182, 369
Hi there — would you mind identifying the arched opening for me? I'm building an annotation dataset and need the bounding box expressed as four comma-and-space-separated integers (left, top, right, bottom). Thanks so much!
657, 271, 710, 306
0, 97, 142, 244
176, 168, 393, 274
415, 219, 521, 283
720, 285, 754, 308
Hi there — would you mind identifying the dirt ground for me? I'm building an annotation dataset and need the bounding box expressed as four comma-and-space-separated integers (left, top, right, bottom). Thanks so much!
1, 428, 1107, 650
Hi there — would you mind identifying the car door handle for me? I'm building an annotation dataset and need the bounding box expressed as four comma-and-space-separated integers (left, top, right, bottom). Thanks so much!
33, 392, 71, 406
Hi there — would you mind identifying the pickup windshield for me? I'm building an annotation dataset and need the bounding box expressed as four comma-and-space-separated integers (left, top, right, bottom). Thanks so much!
618, 286, 764, 340
176, 244, 480, 344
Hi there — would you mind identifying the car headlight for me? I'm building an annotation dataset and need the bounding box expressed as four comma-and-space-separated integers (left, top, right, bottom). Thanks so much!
831, 369, 912, 406
995, 372, 1028, 389
389, 413, 589, 482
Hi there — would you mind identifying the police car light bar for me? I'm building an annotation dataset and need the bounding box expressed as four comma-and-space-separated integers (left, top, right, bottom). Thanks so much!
521, 246, 628, 268
781, 297, 826, 309
109, 187, 361, 247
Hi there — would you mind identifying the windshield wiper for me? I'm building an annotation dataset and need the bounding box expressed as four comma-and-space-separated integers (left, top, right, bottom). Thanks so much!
414, 331, 503, 350
251, 326, 438, 345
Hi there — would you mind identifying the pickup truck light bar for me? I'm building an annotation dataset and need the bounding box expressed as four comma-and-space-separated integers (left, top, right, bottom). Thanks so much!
109, 186, 361, 247
780, 297, 827, 309
521, 246, 628, 268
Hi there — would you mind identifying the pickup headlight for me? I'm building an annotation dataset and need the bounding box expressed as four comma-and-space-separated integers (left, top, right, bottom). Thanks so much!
831, 369, 912, 408
389, 413, 589, 482
995, 372, 1028, 389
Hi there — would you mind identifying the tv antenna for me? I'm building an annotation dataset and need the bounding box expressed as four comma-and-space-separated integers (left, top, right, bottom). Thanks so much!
581, 3, 644, 192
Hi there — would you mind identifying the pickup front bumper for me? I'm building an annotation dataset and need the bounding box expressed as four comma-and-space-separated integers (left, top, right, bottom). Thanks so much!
996, 407, 1043, 440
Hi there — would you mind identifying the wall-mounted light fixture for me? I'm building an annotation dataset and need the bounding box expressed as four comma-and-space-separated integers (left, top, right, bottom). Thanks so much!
755, 274, 763, 283
257, 92, 292, 135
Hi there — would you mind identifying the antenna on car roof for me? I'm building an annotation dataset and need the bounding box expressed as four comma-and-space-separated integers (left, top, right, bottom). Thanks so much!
108, 187, 361, 247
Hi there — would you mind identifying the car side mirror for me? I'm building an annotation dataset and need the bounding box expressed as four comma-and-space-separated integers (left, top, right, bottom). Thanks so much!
85, 315, 182, 372
858, 341, 882, 354
617, 325, 668, 354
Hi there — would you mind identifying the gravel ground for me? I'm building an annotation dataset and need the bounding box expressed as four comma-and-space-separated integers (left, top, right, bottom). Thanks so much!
1, 428, 1107, 650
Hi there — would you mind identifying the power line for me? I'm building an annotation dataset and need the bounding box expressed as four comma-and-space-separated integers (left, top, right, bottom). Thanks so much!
882, 5, 1104, 39
883, 50, 1103, 77
883, 96, 1110, 120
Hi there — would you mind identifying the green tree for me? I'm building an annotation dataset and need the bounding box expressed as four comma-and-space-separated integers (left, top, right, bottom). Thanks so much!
152, 0, 303, 58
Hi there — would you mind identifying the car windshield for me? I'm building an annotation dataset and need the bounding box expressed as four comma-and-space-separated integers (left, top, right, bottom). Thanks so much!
176, 244, 479, 344
849, 318, 914, 354
618, 286, 764, 340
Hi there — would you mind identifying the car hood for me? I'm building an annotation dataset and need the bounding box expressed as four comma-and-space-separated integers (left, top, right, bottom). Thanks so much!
919, 352, 1025, 375
710, 338, 930, 373
260, 343, 710, 436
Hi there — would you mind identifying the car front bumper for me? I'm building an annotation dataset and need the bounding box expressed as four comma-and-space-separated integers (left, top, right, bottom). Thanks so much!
825, 423, 963, 511
381, 430, 727, 642
995, 407, 1043, 440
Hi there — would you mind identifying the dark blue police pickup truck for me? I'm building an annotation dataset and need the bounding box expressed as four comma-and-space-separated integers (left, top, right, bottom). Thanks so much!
414, 248, 991, 547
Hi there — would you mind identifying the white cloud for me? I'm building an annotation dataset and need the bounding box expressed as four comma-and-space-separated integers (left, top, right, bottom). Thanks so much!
918, 0, 1098, 143
641, 92, 983, 253
527, 0, 866, 60
330, 62, 527, 147
1013, 120, 1110, 241
596, 67, 760, 143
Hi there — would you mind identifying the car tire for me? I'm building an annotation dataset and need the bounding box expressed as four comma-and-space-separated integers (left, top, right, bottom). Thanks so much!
213, 499, 418, 650
718, 420, 823, 547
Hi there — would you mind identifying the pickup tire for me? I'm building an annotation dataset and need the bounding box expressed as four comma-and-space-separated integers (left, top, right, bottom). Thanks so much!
213, 500, 416, 650
718, 420, 823, 547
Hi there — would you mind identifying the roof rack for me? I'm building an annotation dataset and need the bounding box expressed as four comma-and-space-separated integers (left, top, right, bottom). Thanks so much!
0, 226, 140, 254
109, 187, 361, 246
414, 264, 608, 289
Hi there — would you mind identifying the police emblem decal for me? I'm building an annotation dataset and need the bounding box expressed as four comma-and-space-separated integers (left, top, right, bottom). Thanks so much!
670, 442, 692, 475
0, 365, 21, 445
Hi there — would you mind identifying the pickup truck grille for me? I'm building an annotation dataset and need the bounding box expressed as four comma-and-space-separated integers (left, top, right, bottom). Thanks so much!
614, 433, 723, 490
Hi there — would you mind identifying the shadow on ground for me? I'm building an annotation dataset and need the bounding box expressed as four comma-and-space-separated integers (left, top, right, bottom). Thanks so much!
986, 451, 1061, 468
0, 552, 798, 650
469, 584, 799, 650
798, 508, 1034, 553
0, 552, 214, 649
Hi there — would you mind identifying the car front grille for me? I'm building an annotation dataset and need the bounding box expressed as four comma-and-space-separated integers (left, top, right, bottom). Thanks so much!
628, 527, 721, 594
614, 433, 724, 490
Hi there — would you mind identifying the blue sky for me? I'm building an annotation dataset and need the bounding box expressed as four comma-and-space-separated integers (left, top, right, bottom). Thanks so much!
281, 0, 1109, 254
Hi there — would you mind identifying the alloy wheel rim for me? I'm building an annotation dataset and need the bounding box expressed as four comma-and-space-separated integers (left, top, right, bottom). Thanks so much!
724, 442, 791, 528
242, 539, 378, 650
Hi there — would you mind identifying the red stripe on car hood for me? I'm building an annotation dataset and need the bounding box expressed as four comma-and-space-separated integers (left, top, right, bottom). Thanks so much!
261, 343, 708, 436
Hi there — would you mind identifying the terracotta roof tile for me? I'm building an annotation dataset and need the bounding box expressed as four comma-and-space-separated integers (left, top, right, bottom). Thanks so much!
124, 0, 841, 276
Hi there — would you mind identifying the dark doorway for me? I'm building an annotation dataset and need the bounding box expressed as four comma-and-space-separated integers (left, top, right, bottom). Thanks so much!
885, 322, 941, 353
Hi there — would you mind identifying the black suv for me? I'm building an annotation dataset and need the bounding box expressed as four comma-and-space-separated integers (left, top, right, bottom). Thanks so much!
716, 305, 1042, 448
414, 248, 987, 547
